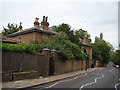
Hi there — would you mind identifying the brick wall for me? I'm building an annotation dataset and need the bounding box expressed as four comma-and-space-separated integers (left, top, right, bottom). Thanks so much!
2, 50, 94, 79
9, 32, 36, 44
81, 46, 92, 59
55, 59, 92, 75
9, 32, 52, 44
35, 32, 52, 43
95, 60, 101, 67
51, 51, 93, 75
73, 60, 83, 71
2, 51, 48, 76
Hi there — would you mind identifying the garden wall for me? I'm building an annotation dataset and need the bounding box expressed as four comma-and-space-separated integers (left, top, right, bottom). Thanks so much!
51, 51, 93, 75
2, 50, 95, 82
2, 49, 50, 76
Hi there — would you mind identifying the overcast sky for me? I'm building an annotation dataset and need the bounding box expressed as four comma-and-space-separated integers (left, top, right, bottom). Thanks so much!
0, 0, 119, 49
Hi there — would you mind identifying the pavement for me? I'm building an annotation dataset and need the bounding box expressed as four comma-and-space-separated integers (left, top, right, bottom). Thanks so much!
2, 67, 102, 89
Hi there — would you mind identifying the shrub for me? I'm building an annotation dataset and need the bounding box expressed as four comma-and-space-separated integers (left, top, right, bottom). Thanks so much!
1, 43, 39, 54
38, 32, 85, 60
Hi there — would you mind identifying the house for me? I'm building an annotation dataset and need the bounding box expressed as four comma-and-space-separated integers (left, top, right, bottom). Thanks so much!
6, 16, 58, 44
80, 34, 92, 59
5, 16, 92, 58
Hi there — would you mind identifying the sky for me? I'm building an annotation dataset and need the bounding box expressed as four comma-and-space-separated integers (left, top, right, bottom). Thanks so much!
0, 0, 119, 49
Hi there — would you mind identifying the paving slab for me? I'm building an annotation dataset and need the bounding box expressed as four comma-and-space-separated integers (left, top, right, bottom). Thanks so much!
2, 68, 103, 89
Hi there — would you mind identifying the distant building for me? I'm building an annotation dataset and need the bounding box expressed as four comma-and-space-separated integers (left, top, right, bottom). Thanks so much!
6, 16, 58, 44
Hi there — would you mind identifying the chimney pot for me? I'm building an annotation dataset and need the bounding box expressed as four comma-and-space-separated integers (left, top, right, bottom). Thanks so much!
43, 16, 45, 21
34, 17, 40, 27
35, 17, 39, 22
19, 22, 23, 31
46, 16, 48, 22
83, 34, 88, 44
41, 16, 49, 31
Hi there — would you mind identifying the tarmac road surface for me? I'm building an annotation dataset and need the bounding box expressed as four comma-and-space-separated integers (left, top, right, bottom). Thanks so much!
22, 66, 120, 90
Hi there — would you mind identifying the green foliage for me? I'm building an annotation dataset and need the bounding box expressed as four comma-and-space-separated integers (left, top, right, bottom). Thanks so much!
51, 24, 92, 45
110, 50, 120, 65
66, 41, 84, 59
74, 29, 91, 44
1, 23, 91, 60
100, 33, 103, 40
22, 70, 36, 72
51, 23, 71, 33
38, 32, 84, 60
1, 43, 39, 54
51, 23, 76, 44
75, 29, 87, 40
92, 40, 112, 64
1, 32, 85, 60
2, 23, 18, 35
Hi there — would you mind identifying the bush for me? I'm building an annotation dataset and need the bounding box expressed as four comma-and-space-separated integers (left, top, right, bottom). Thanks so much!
38, 32, 85, 60
1, 43, 39, 54
65, 41, 84, 59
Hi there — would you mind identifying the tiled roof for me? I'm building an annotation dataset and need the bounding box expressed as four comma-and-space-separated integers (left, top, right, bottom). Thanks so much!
6, 26, 58, 37
0, 33, 18, 44
80, 43, 92, 47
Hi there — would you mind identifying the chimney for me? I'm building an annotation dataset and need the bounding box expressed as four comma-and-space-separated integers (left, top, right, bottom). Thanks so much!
18, 22, 23, 31
83, 34, 88, 44
45, 16, 48, 22
34, 17, 40, 27
43, 16, 45, 22
41, 16, 49, 31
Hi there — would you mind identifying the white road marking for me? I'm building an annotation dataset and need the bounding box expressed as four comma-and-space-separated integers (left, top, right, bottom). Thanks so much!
109, 68, 115, 72
45, 82, 59, 88
45, 73, 88, 88
79, 73, 88, 77
80, 74, 104, 90
115, 82, 120, 90
74, 76, 78, 80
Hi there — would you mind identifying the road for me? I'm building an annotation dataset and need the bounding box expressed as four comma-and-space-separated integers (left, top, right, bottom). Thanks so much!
22, 66, 120, 90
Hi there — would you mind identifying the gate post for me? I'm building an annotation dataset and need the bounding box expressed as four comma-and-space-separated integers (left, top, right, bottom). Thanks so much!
51, 50, 57, 75
42, 48, 50, 77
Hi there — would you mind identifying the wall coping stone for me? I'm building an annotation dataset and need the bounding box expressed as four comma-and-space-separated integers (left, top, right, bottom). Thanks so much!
51, 50, 57, 52
42, 48, 50, 51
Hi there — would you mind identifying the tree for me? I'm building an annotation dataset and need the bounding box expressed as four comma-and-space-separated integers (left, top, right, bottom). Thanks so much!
2, 23, 18, 35
51, 23, 77, 44
51, 24, 91, 45
74, 29, 91, 44
100, 33, 103, 40
39, 32, 84, 60
52, 23, 71, 33
92, 40, 112, 65
111, 50, 120, 65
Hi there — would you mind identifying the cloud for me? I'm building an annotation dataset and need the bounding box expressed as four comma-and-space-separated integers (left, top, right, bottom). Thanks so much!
0, 1, 118, 49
